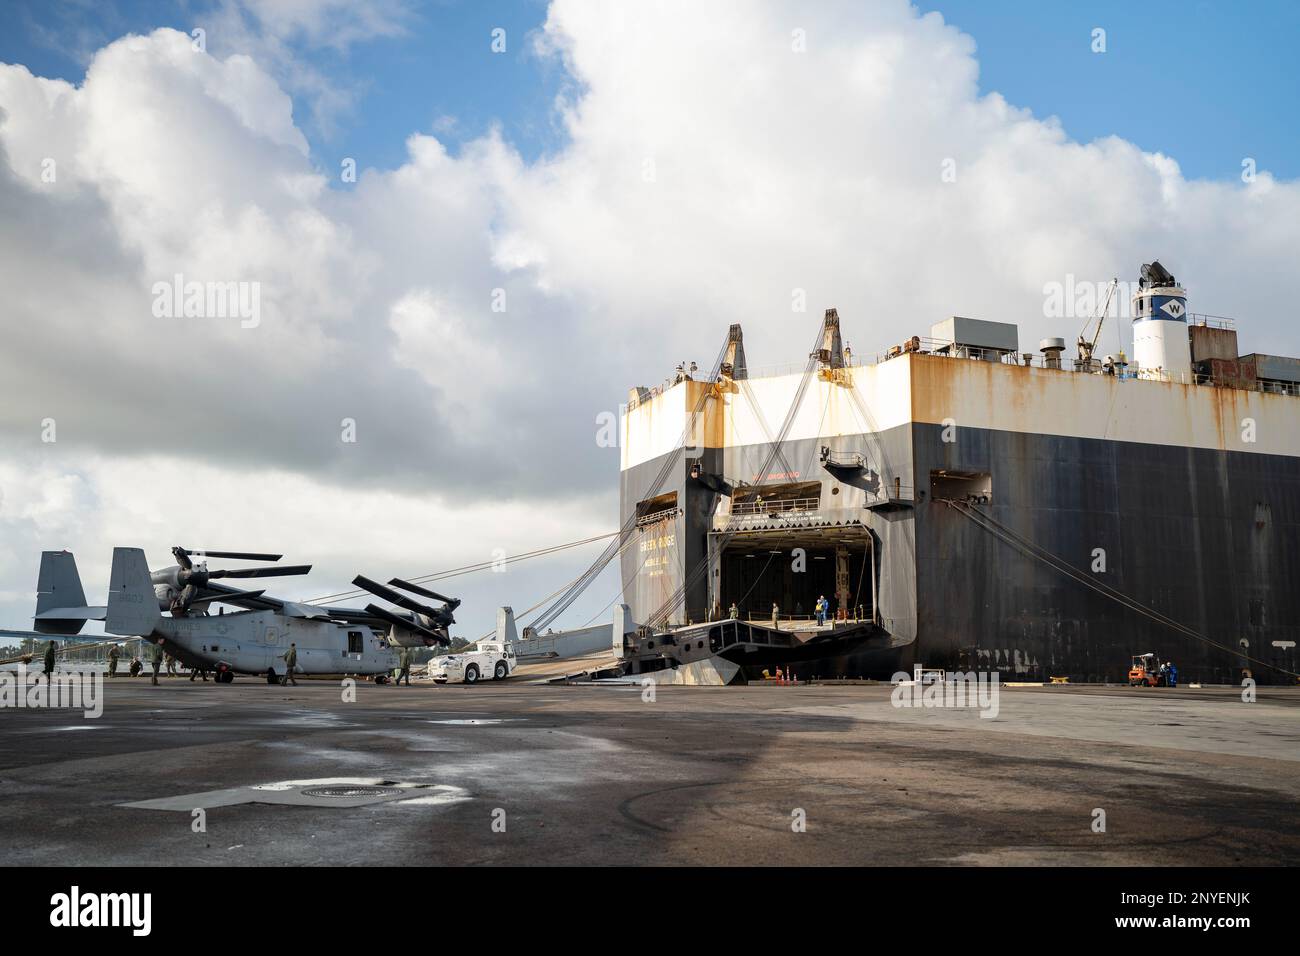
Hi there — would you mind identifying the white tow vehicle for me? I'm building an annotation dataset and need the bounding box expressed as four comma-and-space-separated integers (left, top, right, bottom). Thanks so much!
428, 640, 516, 684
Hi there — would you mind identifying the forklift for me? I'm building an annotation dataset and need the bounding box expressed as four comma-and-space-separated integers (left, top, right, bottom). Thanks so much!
1128, 652, 1166, 687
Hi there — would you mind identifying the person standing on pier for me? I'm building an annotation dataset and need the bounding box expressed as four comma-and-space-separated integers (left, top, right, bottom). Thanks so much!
150, 640, 163, 685
280, 643, 298, 685
42, 640, 56, 683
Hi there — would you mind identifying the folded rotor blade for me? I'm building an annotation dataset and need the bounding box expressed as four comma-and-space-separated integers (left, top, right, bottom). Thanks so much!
192, 588, 267, 605
191, 550, 284, 562
214, 564, 312, 579
352, 575, 436, 617
388, 578, 459, 608
363, 603, 448, 645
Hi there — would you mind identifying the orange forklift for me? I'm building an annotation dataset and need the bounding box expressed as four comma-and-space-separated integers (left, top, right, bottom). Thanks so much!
1128, 653, 1167, 687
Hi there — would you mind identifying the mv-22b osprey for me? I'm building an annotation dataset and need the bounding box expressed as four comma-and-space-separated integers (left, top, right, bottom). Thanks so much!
28, 547, 460, 684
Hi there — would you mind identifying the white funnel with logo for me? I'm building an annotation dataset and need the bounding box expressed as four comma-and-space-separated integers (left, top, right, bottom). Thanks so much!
1131, 260, 1191, 380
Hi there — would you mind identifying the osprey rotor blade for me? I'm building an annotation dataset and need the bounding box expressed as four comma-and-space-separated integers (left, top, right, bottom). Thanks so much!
213, 564, 312, 579
193, 588, 267, 605
387, 578, 460, 609
352, 575, 436, 617
363, 603, 448, 645
189, 550, 284, 562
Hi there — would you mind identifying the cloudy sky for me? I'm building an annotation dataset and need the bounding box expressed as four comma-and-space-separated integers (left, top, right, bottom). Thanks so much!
2, 0, 1298, 638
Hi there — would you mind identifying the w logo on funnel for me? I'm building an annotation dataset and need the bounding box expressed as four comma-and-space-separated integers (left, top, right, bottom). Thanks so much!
1161, 299, 1186, 319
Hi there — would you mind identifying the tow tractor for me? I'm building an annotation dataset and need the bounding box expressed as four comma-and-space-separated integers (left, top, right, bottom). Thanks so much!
427, 640, 516, 684
1128, 653, 1166, 687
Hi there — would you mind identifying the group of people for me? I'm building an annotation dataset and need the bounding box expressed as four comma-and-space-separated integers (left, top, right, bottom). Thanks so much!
1159, 660, 1180, 687
721, 594, 836, 626
36, 639, 152, 682
104, 640, 166, 684
102, 639, 212, 682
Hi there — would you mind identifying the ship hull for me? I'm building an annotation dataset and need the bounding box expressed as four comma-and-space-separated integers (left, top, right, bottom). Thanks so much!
620, 426, 1299, 685
910, 422, 1299, 684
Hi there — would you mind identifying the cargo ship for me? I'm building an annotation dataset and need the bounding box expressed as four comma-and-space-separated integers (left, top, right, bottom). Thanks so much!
618, 262, 1300, 684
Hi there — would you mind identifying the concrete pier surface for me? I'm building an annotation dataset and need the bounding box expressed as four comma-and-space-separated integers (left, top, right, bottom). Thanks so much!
1, 679, 1296, 866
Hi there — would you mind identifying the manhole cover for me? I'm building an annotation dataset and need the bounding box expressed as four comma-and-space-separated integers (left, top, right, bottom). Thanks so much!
301, 786, 399, 799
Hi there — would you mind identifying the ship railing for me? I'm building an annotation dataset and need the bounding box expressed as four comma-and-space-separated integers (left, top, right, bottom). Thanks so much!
821, 448, 867, 468
626, 381, 673, 410
715, 505, 864, 532
1138, 368, 1248, 386
743, 354, 865, 378
865, 482, 914, 505
743, 360, 811, 378
869, 339, 1056, 369
699, 611, 875, 630
742, 614, 865, 628
1189, 313, 1237, 330
627, 352, 867, 405
872, 344, 1281, 390
1130, 370, 1297, 393
729, 496, 821, 516
1258, 379, 1300, 396
636, 507, 681, 528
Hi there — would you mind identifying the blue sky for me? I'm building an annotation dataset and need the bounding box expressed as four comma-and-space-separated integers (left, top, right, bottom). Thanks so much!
3, 0, 1297, 182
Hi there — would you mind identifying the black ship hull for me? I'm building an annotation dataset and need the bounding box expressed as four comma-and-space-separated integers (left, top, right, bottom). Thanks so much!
621, 424, 1299, 685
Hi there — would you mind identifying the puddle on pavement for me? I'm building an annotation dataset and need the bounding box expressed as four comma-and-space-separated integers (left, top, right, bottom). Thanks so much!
41, 725, 104, 732
121, 776, 470, 811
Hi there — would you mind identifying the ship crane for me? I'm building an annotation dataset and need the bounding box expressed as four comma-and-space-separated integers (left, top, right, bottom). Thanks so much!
1077, 277, 1118, 370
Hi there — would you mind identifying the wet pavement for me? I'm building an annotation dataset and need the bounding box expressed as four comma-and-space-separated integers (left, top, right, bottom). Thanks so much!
1, 678, 1297, 865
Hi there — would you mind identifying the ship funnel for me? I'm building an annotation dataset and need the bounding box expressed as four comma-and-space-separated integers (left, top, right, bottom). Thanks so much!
1131, 259, 1191, 379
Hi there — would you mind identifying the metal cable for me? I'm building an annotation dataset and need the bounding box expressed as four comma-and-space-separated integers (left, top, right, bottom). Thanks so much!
469, 569, 591, 644
739, 378, 796, 478
529, 336, 733, 631
646, 328, 825, 628
946, 500, 1299, 680
548, 528, 650, 632
732, 549, 779, 619
307, 532, 617, 605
